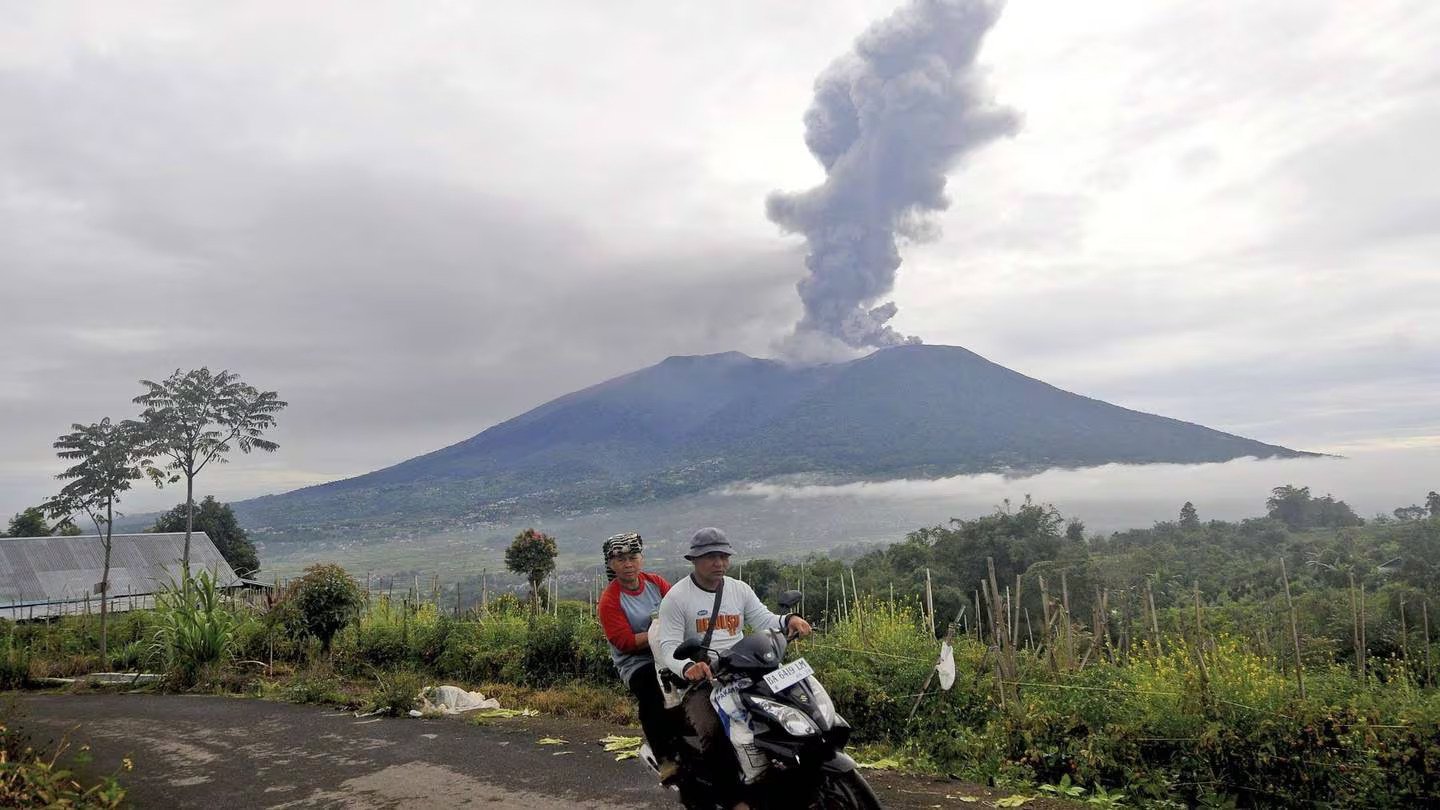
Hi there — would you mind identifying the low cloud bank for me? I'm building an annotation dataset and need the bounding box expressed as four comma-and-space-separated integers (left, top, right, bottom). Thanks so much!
723, 448, 1440, 532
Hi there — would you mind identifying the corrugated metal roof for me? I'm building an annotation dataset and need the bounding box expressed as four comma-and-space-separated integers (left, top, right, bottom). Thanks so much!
0, 532, 239, 605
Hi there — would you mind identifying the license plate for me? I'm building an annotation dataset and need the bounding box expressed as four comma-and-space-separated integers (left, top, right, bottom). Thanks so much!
763, 657, 815, 693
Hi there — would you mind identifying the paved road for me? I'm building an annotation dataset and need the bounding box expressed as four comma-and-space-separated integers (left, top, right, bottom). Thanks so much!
10, 694, 1037, 809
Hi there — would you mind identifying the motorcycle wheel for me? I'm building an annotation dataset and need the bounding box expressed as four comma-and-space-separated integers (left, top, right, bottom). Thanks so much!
811, 769, 882, 810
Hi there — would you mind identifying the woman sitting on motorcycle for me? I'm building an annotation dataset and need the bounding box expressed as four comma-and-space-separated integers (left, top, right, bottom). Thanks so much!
597, 531, 681, 783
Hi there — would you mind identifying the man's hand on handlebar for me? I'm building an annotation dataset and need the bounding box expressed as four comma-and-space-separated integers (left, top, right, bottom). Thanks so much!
786, 615, 813, 639
683, 661, 714, 682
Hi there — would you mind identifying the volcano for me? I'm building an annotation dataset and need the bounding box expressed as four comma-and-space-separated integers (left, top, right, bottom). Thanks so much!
234, 345, 1313, 535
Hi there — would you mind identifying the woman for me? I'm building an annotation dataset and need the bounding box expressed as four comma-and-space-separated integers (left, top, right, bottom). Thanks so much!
597, 531, 680, 782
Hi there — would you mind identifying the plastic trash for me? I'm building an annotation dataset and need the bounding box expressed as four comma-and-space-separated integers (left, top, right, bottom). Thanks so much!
418, 685, 502, 714
936, 640, 956, 691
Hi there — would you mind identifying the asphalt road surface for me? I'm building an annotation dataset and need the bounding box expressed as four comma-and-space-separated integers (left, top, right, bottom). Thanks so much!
10, 694, 1040, 809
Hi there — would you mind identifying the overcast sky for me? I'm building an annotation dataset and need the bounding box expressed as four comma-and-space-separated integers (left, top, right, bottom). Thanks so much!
3, 0, 1438, 519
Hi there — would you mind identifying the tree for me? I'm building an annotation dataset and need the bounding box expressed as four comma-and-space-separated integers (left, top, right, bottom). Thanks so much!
1427, 491, 1440, 518
1065, 518, 1086, 543
1266, 485, 1362, 530
133, 368, 286, 578
505, 528, 557, 613
6, 507, 52, 537
288, 564, 363, 654
1266, 485, 1312, 530
43, 418, 153, 661
1179, 502, 1200, 529
150, 496, 260, 578
1394, 505, 1429, 521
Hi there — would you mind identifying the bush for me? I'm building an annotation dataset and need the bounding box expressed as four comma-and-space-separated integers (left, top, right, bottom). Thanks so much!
366, 669, 424, 716
287, 564, 363, 653
148, 570, 245, 686
0, 636, 30, 690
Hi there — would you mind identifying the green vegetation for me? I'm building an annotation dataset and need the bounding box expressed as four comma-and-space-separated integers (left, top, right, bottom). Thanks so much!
5, 483, 1439, 806
150, 496, 260, 578
0, 703, 127, 808
148, 570, 245, 686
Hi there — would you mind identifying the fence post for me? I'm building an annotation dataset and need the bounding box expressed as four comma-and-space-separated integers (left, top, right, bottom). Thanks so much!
1424, 600, 1433, 686
1280, 557, 1306, 698
924, 569, 935, 637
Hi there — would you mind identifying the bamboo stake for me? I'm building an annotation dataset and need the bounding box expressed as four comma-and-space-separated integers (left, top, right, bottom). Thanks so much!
1025, 608, 1035, 648
1013, 574, 1023, 646
924, 569, 936, 636
1399, 596, 1409, 663
1424, 600, 1433, 687
1349, 573, 1362, 680
824, 578, 830, 628
974, 589, 983, 643
1061, 571, 1074, 667
1359, 580, 1368, 683
1280, 557, 1306, 698
1039, 575, 1056, 671
1146, 580, 1162, 655
1193, 584, 1209, 692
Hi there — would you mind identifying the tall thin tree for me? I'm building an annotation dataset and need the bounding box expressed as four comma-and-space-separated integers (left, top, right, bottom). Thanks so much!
44, 418, 153, 661
133, 368, 286, 577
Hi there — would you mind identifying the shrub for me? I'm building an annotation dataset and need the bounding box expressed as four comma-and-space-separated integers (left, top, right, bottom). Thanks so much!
286, 564, 363, 654
0, 636, 30, 690
148, 570, 245, 686
366, 669, 424, 716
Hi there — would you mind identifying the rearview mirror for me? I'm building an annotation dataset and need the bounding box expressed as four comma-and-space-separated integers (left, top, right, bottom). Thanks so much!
778, 589, 803, 611
674, 640, 702, 661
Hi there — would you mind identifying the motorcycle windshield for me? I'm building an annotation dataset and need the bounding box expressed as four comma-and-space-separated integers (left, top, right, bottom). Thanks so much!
722, 631, 787, 671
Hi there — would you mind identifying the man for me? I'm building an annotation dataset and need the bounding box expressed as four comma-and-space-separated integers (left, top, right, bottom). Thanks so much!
596, 531, 680, 783
654, 528, 812, 809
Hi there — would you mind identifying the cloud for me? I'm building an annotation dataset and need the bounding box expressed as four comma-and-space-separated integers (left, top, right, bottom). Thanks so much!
724, 447, 1440, 532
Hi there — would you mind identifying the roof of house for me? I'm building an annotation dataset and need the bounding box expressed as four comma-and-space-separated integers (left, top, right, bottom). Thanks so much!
0, 532, 239, 605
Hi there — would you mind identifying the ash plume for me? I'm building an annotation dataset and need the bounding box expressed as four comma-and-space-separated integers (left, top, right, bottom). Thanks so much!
767, 0, 1020, 357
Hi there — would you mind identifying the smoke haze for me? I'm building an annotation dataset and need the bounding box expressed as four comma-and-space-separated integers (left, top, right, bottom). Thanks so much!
767, 0, 1020, 358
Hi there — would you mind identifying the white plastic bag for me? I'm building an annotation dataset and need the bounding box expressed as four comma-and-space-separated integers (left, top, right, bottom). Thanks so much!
419, 685, 501, 714
936, 641, 956, 691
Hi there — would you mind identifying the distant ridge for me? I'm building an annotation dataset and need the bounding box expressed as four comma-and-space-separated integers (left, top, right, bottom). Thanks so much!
234, 345, 1314, 536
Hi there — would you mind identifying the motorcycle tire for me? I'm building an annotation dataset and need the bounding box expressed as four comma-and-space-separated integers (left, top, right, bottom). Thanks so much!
811, 769, 883, 810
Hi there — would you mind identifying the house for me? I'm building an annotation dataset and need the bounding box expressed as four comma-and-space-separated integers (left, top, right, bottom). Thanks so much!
0, 532, 243, 620
1377, 557, 1404, 577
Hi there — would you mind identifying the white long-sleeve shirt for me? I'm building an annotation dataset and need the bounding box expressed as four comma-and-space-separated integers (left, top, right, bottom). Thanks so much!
654, 574, 790, 679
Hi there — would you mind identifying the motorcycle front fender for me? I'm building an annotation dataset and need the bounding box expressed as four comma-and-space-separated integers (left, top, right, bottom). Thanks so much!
820, 751, 858, 774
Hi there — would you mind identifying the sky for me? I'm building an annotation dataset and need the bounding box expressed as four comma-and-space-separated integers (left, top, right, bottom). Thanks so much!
2, 0, 1438, 519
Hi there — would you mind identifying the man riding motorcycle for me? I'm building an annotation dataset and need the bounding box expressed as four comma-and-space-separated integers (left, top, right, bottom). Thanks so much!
653, 527, 812, 810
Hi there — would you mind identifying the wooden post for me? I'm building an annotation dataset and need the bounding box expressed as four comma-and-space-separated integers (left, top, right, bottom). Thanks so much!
1349, 573, 1362, 679
1061, 571, 1074, 666
1399, 596, 1409, 664
1039, 575, 1057, 671
1280, 557, 1306, 698
1146, 580, 1162, 655
1424, 600, 1433, 687
974, 589, 983, 643
799, 561, 806, 619
924, 569, 936, 636
1013, 574, 1023, 647
1359, 580, 1368, 683
1193, 584, 1209, 690
824, 577, 830, 628
1024, 608, 1035, 648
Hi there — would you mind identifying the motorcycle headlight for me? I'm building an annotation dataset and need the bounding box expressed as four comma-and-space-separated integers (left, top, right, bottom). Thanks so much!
806, 677, 839, 729
748, 696, 819, 736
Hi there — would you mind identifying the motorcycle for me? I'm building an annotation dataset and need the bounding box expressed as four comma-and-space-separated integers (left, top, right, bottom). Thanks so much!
640, 590, 881, 810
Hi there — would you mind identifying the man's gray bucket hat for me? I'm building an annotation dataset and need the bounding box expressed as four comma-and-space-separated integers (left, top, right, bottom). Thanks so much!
684, 527, 735, 560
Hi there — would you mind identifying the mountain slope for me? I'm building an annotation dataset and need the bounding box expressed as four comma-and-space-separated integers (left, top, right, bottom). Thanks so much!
234, 345, 1312, 534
